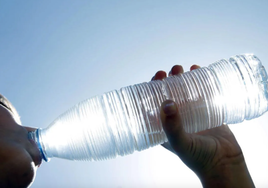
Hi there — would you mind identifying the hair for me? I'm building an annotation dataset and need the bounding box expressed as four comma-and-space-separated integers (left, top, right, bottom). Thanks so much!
0, 94, 21, 125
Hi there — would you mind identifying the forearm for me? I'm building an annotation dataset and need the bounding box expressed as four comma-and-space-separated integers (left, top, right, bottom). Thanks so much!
198, 159, 255, 188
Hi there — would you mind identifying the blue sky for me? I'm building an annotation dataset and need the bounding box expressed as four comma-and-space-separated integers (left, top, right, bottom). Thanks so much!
1, 1, 268, 187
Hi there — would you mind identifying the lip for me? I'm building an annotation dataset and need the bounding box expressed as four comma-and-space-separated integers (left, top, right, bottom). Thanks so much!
28, 138, 43, 167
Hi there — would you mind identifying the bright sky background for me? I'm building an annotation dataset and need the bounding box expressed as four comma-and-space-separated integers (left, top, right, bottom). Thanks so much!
1, 1, 268, 187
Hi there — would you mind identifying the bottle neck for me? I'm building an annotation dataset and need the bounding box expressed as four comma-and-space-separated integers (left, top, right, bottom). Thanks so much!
28, 129, 49, 162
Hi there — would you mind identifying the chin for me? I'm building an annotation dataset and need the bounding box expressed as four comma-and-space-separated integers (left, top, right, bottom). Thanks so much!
8, 161, 37, 188
20, 162, 37, 188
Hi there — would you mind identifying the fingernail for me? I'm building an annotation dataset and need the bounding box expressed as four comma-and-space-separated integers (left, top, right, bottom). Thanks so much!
163, 100, 177, 116
190, 65, 200, 71
171, 65, 184, 75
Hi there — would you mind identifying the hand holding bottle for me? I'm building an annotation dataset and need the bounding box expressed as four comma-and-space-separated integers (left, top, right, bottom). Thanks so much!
152, 65, 255, 188
31, 54, 268, 162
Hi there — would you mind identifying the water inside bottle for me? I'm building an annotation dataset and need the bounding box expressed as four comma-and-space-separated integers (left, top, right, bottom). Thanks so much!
36, 54, 268, 162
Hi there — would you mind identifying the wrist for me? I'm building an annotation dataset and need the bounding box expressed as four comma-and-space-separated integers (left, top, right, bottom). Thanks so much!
197, 155, 255, 188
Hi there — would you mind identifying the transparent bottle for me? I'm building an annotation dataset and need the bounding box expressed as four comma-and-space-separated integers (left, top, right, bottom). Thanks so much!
28, 54, 268, 162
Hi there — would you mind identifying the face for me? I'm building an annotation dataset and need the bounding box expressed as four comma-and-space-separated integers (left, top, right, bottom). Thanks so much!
0, 99, 42, 188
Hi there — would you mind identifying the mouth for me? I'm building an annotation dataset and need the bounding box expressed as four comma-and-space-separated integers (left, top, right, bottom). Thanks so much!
28, 135, 43, 167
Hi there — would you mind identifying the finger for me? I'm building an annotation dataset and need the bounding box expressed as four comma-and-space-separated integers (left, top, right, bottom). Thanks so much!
152, 70, 167, 81
169, 65, 184, 76
160, 100, 191, 154
190, 65, 201, 71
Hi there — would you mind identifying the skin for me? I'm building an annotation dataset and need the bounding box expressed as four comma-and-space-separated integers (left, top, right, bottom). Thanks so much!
153, 65, 255, 188
0, 104, 41, 188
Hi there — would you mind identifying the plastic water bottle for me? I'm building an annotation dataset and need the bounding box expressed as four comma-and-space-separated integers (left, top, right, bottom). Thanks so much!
28, 54, 268, 162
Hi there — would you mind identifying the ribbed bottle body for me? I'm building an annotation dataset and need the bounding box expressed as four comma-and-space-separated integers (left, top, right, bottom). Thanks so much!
40, 81, 169, 161
36, 54, 268, 162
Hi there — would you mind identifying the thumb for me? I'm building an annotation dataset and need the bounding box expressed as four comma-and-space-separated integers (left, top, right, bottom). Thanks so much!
160, 100, 192, 156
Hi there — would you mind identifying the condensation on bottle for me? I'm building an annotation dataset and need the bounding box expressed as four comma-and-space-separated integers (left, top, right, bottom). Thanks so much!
28, 54, 268, 162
